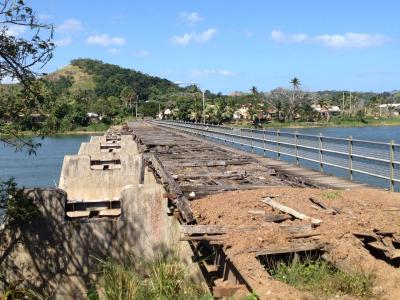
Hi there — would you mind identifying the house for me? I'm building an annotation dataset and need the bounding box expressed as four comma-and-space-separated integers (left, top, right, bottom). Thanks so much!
158, 108, 174, 120
233, 105, 250, 120
87, 112, 101, 122
378, 103, 400, 116
311, 105, 341, 115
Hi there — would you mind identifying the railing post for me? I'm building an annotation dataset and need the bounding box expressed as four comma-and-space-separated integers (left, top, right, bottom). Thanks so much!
263, 129, 266, 157
240, 128, 243, 150
277, 129, 281, 160
295, 131, 299, 166
348, 136, 353, 181
390, 140, 395, 191
319, 133, 323, 172
251, 129, 254, 153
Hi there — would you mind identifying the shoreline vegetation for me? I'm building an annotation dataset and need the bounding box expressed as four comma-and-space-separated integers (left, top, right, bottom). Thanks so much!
3, 116, 400, 139
230, 116, 400, 129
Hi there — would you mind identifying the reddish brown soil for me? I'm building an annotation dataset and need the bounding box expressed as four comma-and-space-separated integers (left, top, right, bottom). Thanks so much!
190, 187, 400, 300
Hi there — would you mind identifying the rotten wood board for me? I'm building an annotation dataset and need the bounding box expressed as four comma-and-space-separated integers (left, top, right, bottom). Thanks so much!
255, 242, 327, 256
262, 197, 323, 226
181, 224, 259, 235
144, 153, 194, 223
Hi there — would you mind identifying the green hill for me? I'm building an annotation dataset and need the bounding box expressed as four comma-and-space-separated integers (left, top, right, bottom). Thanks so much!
39, 58, 181, 132
45, 58, 178, 100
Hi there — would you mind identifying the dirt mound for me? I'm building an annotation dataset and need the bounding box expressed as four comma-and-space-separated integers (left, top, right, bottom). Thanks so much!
190, 187, 400, 299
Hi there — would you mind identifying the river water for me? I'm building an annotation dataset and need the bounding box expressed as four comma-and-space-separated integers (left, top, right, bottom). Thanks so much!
282, 125, 400, 143
0, 135, 91, 188
0, 126, 399, 189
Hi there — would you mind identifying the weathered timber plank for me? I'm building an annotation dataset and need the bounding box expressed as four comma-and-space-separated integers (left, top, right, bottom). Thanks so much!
255, 242, 326, 256
144, 153, 194, 223
181, 224, 259, 235
262, 197, 323, 225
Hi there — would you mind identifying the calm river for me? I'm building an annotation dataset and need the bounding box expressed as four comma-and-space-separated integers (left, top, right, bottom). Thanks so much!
0, 135, 91, 188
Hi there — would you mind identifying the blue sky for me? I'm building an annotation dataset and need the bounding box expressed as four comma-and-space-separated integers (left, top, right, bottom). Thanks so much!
27, 0, 400, 93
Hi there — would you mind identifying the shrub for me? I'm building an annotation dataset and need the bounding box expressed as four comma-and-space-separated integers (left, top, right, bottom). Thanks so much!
0, 178, 41, 225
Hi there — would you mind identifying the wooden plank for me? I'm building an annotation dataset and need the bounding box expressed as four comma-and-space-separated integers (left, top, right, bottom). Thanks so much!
263, 214, 293, 223
181, 224, 258, 235
255, 242, 326, 256
262, 197, 323, 225
145, 153, 194, 223
289, 232, 321, 239
179, 235, 227, 241
180, 184, 271, 193
309, 197, 338, 214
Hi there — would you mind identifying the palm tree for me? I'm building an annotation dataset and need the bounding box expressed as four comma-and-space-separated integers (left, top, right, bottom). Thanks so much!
290, 77, 301, 91
250, 86, 259, 95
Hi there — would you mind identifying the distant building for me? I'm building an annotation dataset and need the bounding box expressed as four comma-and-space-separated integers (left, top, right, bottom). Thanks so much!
311, 105, 341, 115
378, 103, 400, 116
87, 112, 101, 122
233, 105, 250, 120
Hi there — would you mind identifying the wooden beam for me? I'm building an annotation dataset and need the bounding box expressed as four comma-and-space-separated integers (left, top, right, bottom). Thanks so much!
309, 197, 338, 214
262, 197, 323, 226
255, 242, 326, 256
181, 224, 259, 235
179, 235, 227, 241
144, 153, 194, 223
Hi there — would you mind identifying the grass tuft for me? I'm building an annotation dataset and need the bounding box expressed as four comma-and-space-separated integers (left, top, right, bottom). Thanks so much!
269, 258, 374, 299
99, 254, 212, 300
321, 191, 342, 200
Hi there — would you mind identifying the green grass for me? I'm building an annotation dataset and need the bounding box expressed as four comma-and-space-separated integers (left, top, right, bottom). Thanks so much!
321, 191, 342, 200
268, 258, 374, 299
73, 122, 110, 133
99, 255, 212, 300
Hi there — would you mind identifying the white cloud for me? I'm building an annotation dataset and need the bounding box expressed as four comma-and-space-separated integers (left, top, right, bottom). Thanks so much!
132, 50, 150, 57
86, 34, 126, 46
57, 19, 83, 32
271, 30, 310, 43
171, 28, 217, 46
4, 25, 25, 37
54, 37, 72, 46
179, 12, 204, 25
190, 69, 237, 78
315, 33, 389, 49
270, 29, 389, 49
0, 76, 19, 84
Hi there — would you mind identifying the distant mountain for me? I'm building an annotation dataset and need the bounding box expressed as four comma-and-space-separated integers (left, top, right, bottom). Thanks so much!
61, 58, 177, 100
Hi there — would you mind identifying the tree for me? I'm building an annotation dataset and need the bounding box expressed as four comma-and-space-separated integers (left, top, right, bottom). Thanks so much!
317, 98, 331, 122
250, 86, 258, 95
0, 0, 55, 152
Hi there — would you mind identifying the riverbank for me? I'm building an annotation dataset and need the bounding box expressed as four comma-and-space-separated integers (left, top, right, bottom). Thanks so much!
229, 117, 400, 129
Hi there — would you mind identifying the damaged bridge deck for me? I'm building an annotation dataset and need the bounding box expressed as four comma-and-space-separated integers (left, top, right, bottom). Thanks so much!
127, 121, 372, 299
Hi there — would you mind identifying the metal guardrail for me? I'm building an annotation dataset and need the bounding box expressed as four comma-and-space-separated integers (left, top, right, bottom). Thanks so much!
154, 120, 400, 191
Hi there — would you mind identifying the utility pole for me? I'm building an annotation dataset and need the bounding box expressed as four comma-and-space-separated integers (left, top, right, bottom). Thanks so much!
135, 94, 138, 119
349, 91, 352, 115
202, 90, 205, 124
342, 92, 345, 116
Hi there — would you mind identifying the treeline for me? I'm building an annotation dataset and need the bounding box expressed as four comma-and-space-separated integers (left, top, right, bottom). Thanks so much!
3, 58, 400, 134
